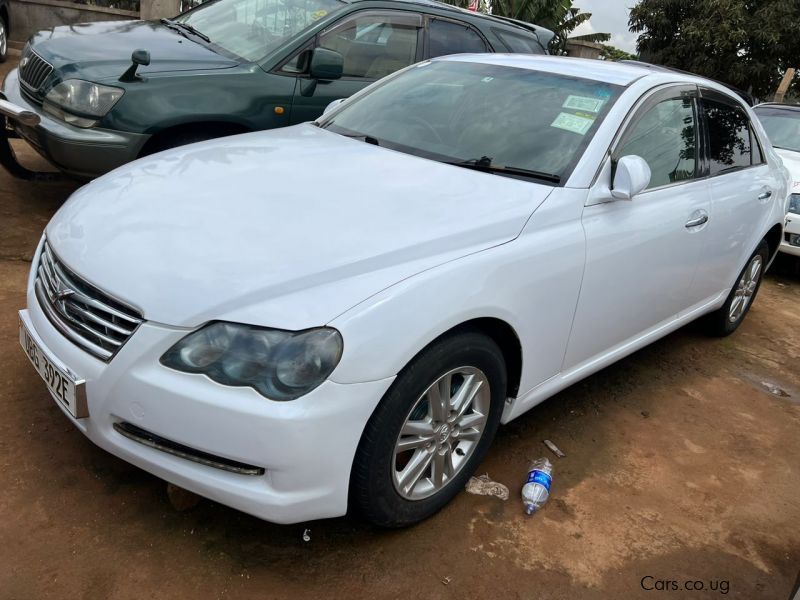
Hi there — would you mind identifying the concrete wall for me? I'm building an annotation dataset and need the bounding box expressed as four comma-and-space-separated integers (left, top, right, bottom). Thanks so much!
8, 0, 179, 43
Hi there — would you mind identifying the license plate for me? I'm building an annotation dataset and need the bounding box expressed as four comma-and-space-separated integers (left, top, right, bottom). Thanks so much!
19, 314, 88, 418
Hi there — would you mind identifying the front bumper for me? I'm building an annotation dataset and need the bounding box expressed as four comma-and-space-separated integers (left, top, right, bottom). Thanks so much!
21, 259, 394, 524
1, 68, 149, 179
781, 212, 800, 257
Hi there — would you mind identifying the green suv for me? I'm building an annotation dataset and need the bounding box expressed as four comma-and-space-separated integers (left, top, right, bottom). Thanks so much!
0, 0, 551, 179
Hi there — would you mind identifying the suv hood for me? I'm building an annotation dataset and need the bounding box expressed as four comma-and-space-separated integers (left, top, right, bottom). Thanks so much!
29, 20, 237, 81
46, 124, 552, 329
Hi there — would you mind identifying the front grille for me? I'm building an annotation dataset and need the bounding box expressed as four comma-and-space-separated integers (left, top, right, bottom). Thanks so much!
34, 241, 143, 361
113, 422, 265, 476
19, 47, 54, 93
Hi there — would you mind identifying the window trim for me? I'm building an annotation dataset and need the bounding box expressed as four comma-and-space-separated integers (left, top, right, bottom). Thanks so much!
609, 83, 702, 194
699, 87, 767, 178
422, 15, 493, 60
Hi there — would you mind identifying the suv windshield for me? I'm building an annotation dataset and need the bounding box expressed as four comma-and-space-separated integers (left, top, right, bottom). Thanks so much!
755, 106, 800, 153
319, 60, 623, 183
176, 0, 345, 62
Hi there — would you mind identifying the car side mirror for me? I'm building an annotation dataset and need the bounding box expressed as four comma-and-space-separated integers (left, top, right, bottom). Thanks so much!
119, 49, 151, 82
611, 155, 651, 200
322, 98, 345, 116
309, 48, 343, 81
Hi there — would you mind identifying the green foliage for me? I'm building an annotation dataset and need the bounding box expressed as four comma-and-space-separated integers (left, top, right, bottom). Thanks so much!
629, 0, 800, 99
600, 45, 637, 62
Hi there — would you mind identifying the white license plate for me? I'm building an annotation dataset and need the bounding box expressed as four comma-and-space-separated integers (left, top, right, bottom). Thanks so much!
19, 314, 88, 418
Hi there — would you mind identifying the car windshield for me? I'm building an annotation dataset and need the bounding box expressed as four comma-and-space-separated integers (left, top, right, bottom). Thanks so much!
176, 0, 345, 62
754, 107, 800, 153
319, 60, 624, 183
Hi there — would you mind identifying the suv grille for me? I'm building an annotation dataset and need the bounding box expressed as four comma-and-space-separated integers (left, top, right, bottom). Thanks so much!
19, 48, 54, 93
34, 242, 143, 361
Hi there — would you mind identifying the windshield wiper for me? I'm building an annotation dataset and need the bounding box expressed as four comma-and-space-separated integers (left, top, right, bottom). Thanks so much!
161, 18, 211, 43
337, 132, 380, 146
446, 156, 560, 184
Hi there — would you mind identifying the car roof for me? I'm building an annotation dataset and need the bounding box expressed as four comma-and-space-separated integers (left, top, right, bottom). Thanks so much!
754, 102, 800, 113
438, 54, 658, 86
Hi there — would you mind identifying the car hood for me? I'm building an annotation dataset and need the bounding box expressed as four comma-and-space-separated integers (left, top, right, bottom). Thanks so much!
46, 125, 553, 329
775, 148, 800, 190
29, 20, 237, 81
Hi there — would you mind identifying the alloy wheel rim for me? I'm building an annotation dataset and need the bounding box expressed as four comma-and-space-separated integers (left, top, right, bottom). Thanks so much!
728, 255, 762, 323
392, 366, 490, 501
0, 22, 6, 57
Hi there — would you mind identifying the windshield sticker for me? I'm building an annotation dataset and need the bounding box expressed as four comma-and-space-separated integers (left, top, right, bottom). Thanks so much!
312, 9, 327, 19
562, 95, 605, 113
551, 112, 595, 135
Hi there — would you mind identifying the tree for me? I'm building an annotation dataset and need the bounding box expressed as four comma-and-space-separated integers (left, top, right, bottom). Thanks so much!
600, 45, 637, 62
629, 0, 800, 100
441, 0, 610, 54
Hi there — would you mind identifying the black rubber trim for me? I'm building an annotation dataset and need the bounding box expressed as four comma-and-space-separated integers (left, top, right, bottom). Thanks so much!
113, 421, 265, 476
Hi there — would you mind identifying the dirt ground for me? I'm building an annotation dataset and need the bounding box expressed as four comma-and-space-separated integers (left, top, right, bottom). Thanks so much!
2, 58, 800, 600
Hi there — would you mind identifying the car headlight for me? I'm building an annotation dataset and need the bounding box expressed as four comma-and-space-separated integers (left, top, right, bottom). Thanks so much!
789, 193, 800, 215
43, 79, 124, 128
160, 322, 343, 401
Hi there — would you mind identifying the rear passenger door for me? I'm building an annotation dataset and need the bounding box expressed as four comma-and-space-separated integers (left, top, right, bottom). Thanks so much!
424, 17, 490, 59
691, 88, 781, 300
286, 10, 423, 124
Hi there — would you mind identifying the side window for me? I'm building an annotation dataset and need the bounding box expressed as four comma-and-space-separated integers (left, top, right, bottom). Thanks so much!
493, 29, 544, 54
318, 13, 421, 79
617, 95, 698, 189
428, 19, 488, 58
703, 99, 755, 175
750, 126, 764, 165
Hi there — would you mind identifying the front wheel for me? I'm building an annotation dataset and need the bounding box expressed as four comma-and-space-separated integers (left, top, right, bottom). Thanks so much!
705, 240, 769, 336
351, 330, 507, 528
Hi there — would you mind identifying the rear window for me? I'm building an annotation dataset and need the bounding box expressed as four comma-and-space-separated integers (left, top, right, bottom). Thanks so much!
428, 19, 488, 58
494, 29, 544, 54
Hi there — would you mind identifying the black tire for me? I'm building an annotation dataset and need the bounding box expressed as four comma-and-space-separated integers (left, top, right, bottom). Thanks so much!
351, 330, 507, 528
704, 240, 769, 336
0, 15, 8, 64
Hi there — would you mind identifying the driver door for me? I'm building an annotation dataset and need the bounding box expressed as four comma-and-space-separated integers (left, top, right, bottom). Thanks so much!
285, 10, 423, 124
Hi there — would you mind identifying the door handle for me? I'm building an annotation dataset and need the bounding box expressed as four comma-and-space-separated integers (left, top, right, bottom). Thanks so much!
758, 190, 772, 200
685, 214, 709, 228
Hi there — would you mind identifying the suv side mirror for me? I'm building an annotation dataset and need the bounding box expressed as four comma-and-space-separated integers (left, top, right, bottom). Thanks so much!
310, 48, 344, 81
612, 155, 651, 200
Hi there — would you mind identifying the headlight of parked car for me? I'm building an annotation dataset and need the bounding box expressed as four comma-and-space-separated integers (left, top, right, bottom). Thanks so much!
789, 193, 800, 215
43, 80, 124, 128
160, 322, 343, 401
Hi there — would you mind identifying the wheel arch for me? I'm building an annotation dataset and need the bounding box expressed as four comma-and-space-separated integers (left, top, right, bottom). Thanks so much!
764, 222, 783, 263
138, 121, 252, 157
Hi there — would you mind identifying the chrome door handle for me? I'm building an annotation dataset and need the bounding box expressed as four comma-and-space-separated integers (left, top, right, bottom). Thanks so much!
685, 214, 709, 228
758, 190, 772, 200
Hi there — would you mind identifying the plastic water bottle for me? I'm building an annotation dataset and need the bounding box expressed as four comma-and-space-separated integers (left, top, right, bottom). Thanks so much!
522, 457, 553, 515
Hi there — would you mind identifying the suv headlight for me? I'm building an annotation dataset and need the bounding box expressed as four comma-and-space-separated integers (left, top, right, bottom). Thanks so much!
789, 193, 800, 215
160, 322, 343, 401
43, 79, 124, 128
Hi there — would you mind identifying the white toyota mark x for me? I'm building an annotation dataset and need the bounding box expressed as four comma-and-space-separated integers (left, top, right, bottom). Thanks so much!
19, 56, 788, 527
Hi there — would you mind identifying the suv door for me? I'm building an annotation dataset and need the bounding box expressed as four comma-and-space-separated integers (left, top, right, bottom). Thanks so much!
564, 85, 712, 370
692, 88, 781, 299
424, 17, 490, 59
284, 10, 423, 124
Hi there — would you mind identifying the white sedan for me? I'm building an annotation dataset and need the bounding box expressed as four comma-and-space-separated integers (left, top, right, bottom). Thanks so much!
753, 103, 800, 256
19, 55, 788, 527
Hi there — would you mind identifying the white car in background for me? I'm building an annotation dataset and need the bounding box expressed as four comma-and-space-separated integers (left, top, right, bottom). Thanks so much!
754, 103, 800, 256
19, 55, 788, 527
